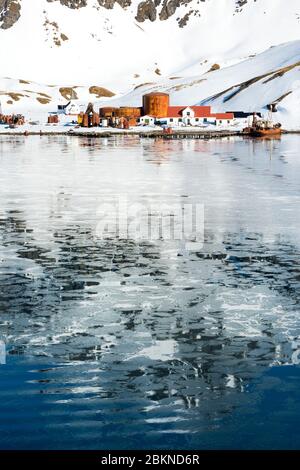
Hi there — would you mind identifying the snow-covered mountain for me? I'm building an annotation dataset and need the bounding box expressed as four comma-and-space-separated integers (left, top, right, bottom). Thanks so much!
1, 0, 300, 128
2, 0, 300, 88
108, 40, 300, 130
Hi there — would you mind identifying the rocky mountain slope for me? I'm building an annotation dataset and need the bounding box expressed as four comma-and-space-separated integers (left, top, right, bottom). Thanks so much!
108, 40, 300, 130
0, 0, 256, 30
1, 0, 300, 88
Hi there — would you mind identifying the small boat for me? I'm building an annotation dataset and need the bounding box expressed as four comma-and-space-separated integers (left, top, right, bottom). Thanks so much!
245, 113, 282, 137
250, 126, 282, 137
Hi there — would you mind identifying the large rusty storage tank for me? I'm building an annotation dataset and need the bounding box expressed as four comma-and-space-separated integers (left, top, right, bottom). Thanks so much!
117, 107, 142, 118
99, 107, 118, 118
143, 92, 169, 118
100, 107, 141, 118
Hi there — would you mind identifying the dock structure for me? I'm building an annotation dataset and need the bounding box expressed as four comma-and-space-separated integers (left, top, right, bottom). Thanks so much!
0, 129, 244, 139
142, 130, 242, 140
67, 129, 243, 139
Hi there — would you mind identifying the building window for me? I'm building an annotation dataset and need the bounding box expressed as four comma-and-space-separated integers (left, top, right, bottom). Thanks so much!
187, 112, 191, 116
227, 120, 230, 124
170, 118, 173, 122
219, 121, 222, 124
179, 118, 182, 122
195, 118, 199, 122
204, 118, 208, 123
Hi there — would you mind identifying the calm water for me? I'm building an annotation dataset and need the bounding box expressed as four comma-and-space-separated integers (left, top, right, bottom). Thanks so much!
0, 135, 300, 450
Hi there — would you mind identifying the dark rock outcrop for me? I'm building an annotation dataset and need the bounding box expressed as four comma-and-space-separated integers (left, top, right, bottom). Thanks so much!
97, 0, 131, 9
0, 0, 21, 29
159, 0, 193, 21
47, 0, 88, 8
0, 0, 257, 30
47, 0, 132, 10
135, 0, 157, 22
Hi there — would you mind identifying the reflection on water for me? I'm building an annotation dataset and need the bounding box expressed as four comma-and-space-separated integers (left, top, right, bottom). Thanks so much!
0, 135, 300, 449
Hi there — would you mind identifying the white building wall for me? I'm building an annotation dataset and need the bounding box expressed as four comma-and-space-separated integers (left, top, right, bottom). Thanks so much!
183, 117, 206, 126
233, 117, 252, 127
182, 107, 195, 119
159, 117, 208, 127
216, 119, 234, 127
151, 111, 235, 128
165, 118, 180, 126
139, 116, 156, 125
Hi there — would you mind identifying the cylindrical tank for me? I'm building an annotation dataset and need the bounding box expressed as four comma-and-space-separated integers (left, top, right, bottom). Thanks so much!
143, 92, 169, 118
113, 109, 123, 118
118, 107, 142, 118
99, 107, 117, 118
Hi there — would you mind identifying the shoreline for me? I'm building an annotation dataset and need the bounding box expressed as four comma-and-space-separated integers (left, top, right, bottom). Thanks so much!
0, 128, 299, 138
0, 129, 242, 139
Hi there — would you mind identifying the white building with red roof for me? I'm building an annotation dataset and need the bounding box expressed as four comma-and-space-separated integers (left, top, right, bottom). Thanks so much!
135, 93, 235, 128
154, 105, 234, 128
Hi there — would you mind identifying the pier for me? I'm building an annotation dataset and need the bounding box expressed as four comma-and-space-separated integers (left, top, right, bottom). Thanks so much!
0, 129, 244, 139
141, 130, 243, 139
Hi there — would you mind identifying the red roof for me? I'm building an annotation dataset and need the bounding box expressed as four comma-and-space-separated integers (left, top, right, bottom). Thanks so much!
167, 106, 185, 117
166, 106, 212, 118
211, 113, 234, 120
192, 106, 212, 117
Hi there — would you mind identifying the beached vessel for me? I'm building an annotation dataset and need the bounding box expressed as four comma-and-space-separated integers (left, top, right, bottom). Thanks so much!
246, 113, 282, 137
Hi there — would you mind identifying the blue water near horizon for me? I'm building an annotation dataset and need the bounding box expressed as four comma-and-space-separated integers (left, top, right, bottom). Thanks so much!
1, 134, 300, 449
